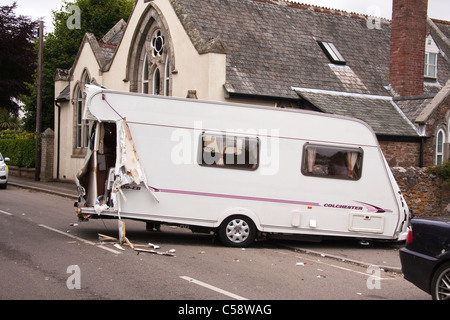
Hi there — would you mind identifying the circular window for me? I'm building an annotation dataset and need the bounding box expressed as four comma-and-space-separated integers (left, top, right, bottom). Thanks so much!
151, 30, 164, 57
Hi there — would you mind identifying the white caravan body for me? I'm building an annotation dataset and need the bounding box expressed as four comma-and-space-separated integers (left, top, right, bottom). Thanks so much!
75, 85, 410, 246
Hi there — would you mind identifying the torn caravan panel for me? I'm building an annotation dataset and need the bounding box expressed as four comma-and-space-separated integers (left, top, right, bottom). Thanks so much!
111, 118, 159, 211
115, 119, 148, 188
75, 86, 156, 219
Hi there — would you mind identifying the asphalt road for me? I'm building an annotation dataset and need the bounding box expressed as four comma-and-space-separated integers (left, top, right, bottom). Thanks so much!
0, 185, 431, 304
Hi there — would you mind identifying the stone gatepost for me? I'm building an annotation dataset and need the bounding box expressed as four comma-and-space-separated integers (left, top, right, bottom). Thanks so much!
40, 128, 54, 182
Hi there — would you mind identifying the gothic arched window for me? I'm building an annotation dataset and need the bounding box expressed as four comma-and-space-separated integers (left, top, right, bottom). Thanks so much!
73, 70, 91, 154
436, 129, 445, 165
128, 5, 173, 96
139, 28, 171, 96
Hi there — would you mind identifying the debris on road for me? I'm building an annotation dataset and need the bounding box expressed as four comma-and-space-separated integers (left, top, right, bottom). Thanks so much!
97, 233, 175, 257
114, 243, 125, 250
135, 248, 176, 257
148, 243, 160, 249
98, 233, 118, 242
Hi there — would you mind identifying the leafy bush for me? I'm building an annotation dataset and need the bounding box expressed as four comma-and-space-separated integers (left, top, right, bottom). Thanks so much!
0, 129, 35, 167
426, 161, 450, 186
0, 129, 34, 139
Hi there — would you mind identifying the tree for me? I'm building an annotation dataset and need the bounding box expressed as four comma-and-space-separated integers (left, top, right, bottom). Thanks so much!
0, 108, 22, 130
21, 0, 134, 131
0, 2, 38, 117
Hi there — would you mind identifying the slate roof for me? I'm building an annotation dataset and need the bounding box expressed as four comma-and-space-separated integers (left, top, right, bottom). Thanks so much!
98, 19, 127, 69
170, 0, 450, 137
171, 0, 392, 99
55, 84, 70, 102
57, 19, 127, 83
394, 96, 433, 126
293, 88, 419, 137
416, 81, 450, 124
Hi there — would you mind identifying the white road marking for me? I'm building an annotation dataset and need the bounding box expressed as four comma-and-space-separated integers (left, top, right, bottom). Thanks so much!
38, 224, 122, 254
180, 276, 248, 300
0, 209, 13, 216
97, 244, 124, 254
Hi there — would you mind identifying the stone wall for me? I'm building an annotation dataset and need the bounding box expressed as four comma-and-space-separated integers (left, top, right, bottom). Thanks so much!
9, 167, 35, 179
379, 140, 421, 167
391, 166, 450, 216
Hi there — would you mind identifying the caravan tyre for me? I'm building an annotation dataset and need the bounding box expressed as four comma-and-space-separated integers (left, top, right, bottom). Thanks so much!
219, 215, 256, 247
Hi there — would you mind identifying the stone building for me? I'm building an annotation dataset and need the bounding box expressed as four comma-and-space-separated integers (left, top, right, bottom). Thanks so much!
54, 0, 450, 181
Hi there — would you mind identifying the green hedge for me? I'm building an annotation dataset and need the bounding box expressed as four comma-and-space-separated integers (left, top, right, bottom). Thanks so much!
0, 130, 36, 168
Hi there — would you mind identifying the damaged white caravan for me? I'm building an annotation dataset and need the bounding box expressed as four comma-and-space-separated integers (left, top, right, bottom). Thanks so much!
74, 85, 410, 247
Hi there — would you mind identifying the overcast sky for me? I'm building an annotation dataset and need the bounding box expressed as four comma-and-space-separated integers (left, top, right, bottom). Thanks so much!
300, 0, 449, 21
8, 0, 450, 33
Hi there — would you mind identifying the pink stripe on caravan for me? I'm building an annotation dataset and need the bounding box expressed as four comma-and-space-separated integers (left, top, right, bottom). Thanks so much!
158, 188, 320, 207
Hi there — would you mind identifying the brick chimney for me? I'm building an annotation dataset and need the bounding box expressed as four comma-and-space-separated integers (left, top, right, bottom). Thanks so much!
389, 0, 428, 96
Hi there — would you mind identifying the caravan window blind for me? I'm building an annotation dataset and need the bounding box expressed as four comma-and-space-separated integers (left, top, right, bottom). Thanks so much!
301, 144, 363, 180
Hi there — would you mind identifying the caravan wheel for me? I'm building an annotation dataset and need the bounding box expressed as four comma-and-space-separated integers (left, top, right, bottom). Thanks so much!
219, 215, 256, 247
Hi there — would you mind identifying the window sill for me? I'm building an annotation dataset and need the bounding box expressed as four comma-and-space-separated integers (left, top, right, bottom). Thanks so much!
71, 148, 87, 158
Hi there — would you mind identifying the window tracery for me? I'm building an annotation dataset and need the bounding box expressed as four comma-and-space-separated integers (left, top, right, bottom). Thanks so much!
140, 28, 170, 96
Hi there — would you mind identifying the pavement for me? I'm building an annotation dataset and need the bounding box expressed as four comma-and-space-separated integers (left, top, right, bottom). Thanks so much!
9, 175, 78, 200
8, 175, 408, 273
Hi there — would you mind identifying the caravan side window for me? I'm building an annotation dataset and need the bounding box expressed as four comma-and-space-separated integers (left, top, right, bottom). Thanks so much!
200, 133, 259, 170
301, 144, 363, 180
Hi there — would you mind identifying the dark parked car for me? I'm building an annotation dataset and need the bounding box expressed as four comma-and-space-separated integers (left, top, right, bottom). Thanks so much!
400, 219, 450, 300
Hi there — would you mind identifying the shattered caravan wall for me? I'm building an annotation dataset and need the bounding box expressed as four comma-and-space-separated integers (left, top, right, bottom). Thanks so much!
391, 167, 450, 216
